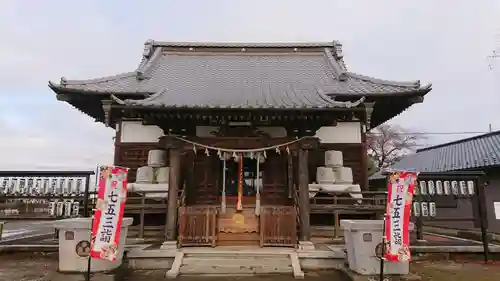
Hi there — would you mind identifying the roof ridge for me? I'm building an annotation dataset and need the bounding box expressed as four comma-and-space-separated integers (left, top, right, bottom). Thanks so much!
149, 40, 340, 48
416, 130, 500, 152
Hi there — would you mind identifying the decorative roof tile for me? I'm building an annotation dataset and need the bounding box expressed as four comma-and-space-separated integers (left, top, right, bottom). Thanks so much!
369, 131, 500, 180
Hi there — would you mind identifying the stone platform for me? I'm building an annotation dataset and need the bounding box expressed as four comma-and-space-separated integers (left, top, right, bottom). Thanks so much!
127, 244, 345, 279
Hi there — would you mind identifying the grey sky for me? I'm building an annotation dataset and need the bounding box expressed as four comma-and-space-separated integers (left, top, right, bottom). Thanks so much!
0, 0, 499, 170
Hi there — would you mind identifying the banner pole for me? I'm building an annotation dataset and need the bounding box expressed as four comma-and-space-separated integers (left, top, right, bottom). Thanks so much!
379, 214, 386, 281
85, 165, 100, 281
85, 214, 94, 281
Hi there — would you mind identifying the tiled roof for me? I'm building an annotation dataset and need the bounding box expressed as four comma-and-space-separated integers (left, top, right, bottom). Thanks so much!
49, 40, 431, 109
369, 131, 500, 180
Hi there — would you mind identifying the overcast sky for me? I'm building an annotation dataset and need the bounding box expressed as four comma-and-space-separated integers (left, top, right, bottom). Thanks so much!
0, 0, 499, 171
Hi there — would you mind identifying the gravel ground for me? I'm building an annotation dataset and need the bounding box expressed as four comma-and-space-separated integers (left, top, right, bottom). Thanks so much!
1, 252, 500, 281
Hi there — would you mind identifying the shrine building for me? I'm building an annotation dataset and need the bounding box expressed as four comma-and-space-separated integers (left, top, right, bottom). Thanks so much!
49, 40, 431, 248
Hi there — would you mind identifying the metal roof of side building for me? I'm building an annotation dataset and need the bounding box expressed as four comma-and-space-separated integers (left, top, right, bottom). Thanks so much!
369, 131, 500, 180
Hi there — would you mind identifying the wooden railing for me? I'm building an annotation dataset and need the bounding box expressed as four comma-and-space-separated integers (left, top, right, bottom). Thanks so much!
178, 206, 218, 247
310, 190, 387, 239
123, 191, 169, 239
310, 191, 387, 213
260, 206, 297, 247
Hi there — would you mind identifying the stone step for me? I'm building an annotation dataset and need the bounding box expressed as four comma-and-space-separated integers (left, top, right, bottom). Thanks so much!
180, 254, 293, 276
182, 250, 292, 257
182, 256, 292, 266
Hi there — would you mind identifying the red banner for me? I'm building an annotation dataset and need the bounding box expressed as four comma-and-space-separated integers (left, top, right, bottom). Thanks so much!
384, 171, 418, 262
90, 166, 129, 261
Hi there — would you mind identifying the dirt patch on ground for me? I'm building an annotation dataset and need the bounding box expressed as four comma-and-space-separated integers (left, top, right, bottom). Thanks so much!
2, 252, 500, 281
0, 252, 57, 281
0, 252, 346, 281
411, 260, 500, 281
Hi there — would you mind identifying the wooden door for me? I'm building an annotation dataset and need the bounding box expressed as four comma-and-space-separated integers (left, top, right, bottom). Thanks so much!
188, 153, 220, 205
262, 152, 292, 205
260, 206, 297, 247
178, 206, 218, 247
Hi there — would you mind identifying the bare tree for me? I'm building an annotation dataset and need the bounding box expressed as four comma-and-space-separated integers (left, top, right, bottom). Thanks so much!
366, 124, 426, 169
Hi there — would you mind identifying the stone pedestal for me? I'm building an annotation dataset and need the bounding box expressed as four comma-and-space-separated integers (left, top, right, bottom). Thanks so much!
160, 240, 178, 250
298, 241, 315, 251
53, 217, 133, 273
341, 220, 409, 275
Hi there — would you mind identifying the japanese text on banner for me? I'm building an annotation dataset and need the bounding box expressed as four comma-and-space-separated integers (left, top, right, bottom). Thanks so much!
384, 171, 418, 262
90, 166, 129, 261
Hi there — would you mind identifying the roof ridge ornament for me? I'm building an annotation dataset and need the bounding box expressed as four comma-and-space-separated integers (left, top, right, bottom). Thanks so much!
332, 41, 344, 58
323, 48, 348, 81
142, 40, 155, 59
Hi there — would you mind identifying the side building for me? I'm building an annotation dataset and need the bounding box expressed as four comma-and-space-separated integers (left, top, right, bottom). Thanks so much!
370, 131, 500, 233
50, 40, 431, 247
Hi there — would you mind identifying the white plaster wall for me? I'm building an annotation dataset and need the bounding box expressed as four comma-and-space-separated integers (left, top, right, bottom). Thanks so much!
120, 121, 361, 144
120, 121, 164, 143
314, 122, 361, 144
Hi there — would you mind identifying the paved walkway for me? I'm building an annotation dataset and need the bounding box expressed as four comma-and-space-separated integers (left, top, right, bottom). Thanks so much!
0, 220, 55, 243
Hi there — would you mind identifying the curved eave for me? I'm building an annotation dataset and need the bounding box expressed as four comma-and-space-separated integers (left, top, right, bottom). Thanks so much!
325, 84, 432, 98
49, 82, 149, 127
369, 87, 432, 128
48, 81, 152, 96
346, 72, 428, 88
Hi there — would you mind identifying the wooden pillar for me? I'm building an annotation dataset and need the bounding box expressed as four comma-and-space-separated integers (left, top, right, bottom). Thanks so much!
363, 103, 375, 191
164, 138, 182, 241
360, 121, 369, 191
298, 148, 311, 241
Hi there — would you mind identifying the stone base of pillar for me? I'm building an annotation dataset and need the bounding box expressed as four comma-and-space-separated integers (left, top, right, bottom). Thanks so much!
160, 240, 178, 250
298, 241, 315, 251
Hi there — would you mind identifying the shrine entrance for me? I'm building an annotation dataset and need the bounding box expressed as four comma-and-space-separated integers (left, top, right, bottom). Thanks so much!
218, 154, 262, 246
175, 136, 315, 248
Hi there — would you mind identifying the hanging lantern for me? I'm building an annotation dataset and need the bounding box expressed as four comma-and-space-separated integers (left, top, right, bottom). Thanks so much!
232, 151, 237, 159
286, 146, 290, 155
263, 150, 267, 159
249, 152, 255, 159
192, 145, 197, 154
276, 147, 280, 155
217, 149, 222, 159
205, 148, 210, 156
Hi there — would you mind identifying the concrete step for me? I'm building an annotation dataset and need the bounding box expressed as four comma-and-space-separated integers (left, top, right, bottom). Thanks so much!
182, 256, 292, 266
180, 256, 293, 275
182, 249, 292, 257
